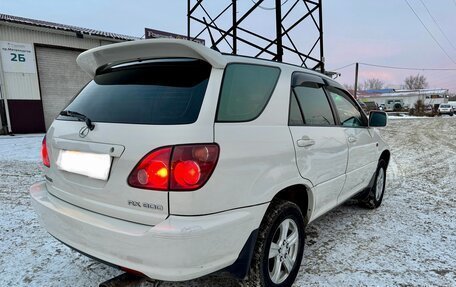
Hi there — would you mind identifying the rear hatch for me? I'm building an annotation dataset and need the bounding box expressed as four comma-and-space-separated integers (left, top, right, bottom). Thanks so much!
45, 58, 214, 225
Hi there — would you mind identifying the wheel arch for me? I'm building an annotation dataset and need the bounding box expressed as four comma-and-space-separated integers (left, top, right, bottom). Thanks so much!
224, 183, 313, 279
380, 149, 391, 169
271, 184, 313, 224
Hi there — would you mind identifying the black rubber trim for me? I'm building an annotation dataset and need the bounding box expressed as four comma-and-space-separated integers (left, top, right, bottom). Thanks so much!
44, 175, 53, 182
221, 229, 259, 279
50, 234, 121, 270
352, 169, 376, 200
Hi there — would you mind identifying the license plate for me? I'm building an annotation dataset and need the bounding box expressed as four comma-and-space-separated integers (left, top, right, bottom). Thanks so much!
56, 150, 112, 181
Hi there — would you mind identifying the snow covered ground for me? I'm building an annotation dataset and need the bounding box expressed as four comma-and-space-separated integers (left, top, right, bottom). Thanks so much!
1, 118, 455, 287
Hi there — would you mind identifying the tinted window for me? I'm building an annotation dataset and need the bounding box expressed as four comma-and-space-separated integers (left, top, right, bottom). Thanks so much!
289, 93, 304, 125
216, 64, 280, 122
293, 84, 335, 126
58, 59, 211, 125
327, 87, 367, 127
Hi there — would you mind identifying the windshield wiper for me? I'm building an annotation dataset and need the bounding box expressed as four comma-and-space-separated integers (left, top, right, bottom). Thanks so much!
59, 110, 95, 130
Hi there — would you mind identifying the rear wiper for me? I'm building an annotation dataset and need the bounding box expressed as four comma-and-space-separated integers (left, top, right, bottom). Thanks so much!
59, 110, 95, 130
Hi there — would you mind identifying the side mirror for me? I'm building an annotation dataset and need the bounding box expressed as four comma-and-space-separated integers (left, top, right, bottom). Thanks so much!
369, 111, 388, 127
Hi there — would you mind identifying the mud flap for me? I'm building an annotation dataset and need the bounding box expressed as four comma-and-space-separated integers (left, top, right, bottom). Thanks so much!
222, 229, 259, 279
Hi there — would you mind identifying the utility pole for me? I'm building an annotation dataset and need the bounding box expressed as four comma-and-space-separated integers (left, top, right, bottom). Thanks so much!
319, 0, 324, 73
275, 0, 283, 62
232, 0, 237, 54
354, 62, 359, 99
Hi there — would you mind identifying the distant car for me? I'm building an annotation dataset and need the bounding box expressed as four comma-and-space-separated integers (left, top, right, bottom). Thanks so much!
447, 101, 456, 111
364, 101, 378, 111
424, 105, 433, 114
357, 100, 369, 114
438, 104, 454, 116
379, 104, 386, 111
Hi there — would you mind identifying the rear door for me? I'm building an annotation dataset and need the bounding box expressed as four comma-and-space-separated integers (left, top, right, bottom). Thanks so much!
45, 59, 214, 225
325, 86, 378, 203
288, 73, 348, 219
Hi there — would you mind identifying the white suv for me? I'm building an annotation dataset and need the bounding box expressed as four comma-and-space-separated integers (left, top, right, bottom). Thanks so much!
30, 39, 390, 286
438, 104, 454, 116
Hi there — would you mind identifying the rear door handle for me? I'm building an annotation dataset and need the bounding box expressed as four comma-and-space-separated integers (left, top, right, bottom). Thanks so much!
297, 137, 316, 147
348, 136, 357, 143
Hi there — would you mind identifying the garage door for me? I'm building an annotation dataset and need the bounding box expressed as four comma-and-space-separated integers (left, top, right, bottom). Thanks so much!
36, 46, 91, 130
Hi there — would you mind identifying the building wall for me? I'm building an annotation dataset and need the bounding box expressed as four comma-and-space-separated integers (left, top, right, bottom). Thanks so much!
361, 95, 422, 109
361, 93, 447, 109
35, 46, 92, 129
0, 23, 120, 133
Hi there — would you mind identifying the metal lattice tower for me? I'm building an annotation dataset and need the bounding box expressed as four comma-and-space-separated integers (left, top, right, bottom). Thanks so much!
187, 0, 324, 72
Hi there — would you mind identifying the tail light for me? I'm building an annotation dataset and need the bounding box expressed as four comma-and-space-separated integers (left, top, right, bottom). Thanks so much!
127, 147, 172, 190
41, 136, 50, 167
128, 144, 219, 191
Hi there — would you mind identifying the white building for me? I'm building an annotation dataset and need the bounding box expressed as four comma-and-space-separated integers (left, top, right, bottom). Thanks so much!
0, 13, 136, 134
358, 88, 449, 109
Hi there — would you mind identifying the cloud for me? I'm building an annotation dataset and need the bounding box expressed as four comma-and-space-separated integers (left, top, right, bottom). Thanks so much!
359, 70, 396, 82
327, 38, 403, 65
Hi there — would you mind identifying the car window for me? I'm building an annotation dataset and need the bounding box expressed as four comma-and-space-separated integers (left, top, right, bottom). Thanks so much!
216, 64, 280, 122
292, 84, 335, 126
288, 93, 305, 126
59, 59, 211, 125
327, 86, 367, 127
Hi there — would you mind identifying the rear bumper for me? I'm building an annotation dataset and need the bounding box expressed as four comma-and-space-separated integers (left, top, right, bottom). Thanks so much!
30, 181, 267, 281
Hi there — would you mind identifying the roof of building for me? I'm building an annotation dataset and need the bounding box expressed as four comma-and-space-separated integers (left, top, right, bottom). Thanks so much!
362, 89, 396, 94
359, 88, 449, 98
0, 13, 138, 41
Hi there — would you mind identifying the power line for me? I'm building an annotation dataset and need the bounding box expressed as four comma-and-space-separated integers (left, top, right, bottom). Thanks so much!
418, 0, 456, 50
404, 0, 456, 65
331, 63, 355, 71
359, 62, 456, 71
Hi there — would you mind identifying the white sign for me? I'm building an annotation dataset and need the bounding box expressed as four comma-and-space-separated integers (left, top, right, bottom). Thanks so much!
0, 41, 37, 74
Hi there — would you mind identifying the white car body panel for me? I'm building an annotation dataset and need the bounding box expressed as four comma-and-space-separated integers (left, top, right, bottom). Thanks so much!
289, 126, 348, 185
289, 126, 348, 219
338, 127, 378, 202
30, 181, 268, 281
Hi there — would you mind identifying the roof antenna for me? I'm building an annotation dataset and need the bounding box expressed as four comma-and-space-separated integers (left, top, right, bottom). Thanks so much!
203, 17, 220, 52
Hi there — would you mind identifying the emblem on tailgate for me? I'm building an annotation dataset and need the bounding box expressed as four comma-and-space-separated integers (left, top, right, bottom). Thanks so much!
128, 200, 164, 211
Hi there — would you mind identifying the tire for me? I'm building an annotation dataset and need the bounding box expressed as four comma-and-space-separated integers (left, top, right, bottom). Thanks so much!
360, 160, 387, 209
240, 200, 305, 287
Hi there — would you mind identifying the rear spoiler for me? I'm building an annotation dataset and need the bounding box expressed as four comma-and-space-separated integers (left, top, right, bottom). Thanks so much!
76, 39, 227, 77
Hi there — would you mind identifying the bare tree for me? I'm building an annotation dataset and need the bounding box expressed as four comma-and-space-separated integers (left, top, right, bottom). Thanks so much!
363, 78, 384, 90
404, 74, 429, 90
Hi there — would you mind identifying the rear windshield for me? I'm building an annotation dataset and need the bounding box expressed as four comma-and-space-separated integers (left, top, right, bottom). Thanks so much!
58, 59, 211, 125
